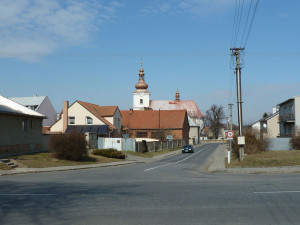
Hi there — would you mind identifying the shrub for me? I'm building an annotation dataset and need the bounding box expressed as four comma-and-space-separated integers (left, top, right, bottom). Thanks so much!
290, 136, 300, 150
93, 148, 125, 159
48, 131, 87, 161
232, 128, 270, 155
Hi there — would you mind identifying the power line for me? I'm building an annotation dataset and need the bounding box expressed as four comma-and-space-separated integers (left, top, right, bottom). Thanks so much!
243, 0, 260, 47
234, 0, 245, 47
240, 0, 253, 47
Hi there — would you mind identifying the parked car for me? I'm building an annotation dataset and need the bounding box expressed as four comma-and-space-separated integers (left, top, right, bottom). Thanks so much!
182, 145, 194, 153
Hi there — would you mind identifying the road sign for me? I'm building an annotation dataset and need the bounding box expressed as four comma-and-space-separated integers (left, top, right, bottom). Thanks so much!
227, 130, 234, 139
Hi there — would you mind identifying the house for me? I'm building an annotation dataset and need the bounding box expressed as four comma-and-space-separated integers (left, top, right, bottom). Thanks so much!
131, 62, 203, 145
0, 95, 46, 156
50, 100, 122, 137
277, 96, 300, 137
121, 109, 190, 144
9, 95, 57, 129
251, 107, 279, 138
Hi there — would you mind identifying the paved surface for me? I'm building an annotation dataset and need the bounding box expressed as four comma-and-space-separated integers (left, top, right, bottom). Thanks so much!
1, 143, 300, 225
1, 143, 300, 175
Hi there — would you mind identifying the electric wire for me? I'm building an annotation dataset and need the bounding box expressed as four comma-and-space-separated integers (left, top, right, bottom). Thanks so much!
243, 0, 260, 47
231, 0, 239, 48
240, 0, 253, 47
234, 0, 245, 47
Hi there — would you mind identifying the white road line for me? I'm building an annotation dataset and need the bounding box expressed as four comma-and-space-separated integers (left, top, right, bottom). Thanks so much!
0, 194, 57, 196
144, 146, 209, 172
254, 191, 300, 194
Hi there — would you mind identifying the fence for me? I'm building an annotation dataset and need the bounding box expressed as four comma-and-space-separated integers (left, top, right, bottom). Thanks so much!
267, 137, 292, 151
135, 139, 185, 153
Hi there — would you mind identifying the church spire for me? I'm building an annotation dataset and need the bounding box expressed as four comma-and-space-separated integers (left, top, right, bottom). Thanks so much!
135, 59, 148, 90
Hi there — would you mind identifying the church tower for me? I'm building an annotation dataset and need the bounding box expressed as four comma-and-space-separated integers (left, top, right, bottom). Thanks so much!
133, 61, 150, 110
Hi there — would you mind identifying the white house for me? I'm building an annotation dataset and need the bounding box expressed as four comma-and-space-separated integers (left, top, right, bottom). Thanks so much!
50, 100, 122, 137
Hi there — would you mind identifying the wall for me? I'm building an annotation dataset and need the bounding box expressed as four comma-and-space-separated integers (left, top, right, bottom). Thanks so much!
143, 139, 184, 152
267, 138, 292, 151
37, 96, 58, 127
0, 113, 48, 157
189, 126, 199, 145
133, 92, 150, 110
267, 114, 280, 138
98, 138, 122, 151
295, 96, 300, 128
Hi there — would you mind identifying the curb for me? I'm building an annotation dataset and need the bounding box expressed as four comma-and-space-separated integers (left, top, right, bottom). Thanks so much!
0, 160, 145, 176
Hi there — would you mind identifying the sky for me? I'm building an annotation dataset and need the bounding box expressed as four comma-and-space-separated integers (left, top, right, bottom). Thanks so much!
1, 0, 300, 125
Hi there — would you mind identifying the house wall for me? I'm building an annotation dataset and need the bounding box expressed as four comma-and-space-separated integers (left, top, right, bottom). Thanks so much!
267, 114, 279, 138
295, 96, 300, 128
104, 109, 122, 133
189, 126, 199, 145
50, 102, 106, 133
37, 96, 57, 127
0, 114, 44, 155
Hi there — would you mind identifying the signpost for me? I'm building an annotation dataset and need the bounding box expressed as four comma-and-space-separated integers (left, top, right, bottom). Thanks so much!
227, 130, 234, 164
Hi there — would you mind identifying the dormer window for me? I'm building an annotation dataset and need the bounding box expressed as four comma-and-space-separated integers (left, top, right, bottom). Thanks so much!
86, 116, 93, 124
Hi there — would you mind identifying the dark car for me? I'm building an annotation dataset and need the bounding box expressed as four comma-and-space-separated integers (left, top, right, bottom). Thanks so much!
182, 145, 194, 153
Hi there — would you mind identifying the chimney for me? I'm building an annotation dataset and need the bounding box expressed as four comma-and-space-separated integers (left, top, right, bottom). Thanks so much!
130, 108, 133, 115
63, 101, 69, 133
272, 106, 278, 114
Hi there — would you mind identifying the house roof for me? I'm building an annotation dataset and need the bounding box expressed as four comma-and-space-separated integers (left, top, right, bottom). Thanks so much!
250, 111, 279, 126
121, 110, 188, 129
0, 95, 45, 118
76, 101, 117, 129
9, 96, 46, 109
277, 96, 300, 106
149, 100, 203, 118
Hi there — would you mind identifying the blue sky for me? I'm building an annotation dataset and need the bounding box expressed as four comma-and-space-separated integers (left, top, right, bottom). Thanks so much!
1, 0, 300, 124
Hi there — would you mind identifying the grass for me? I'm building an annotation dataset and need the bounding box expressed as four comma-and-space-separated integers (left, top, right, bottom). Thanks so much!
226, 150, 300, 168
11, 152, 123, 168
126, 148, 181, 158
0, 162, 11, 170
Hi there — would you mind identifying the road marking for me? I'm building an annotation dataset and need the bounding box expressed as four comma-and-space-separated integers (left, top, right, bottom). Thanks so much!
0, 194, 57, 196
254, 191, 300, 194
144, 146, 209, 172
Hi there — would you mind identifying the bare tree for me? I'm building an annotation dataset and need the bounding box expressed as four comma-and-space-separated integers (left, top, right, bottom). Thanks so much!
205, 104, 225, 139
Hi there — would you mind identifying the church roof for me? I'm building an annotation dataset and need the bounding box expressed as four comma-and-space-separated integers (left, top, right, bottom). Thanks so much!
149, 100, 203, 118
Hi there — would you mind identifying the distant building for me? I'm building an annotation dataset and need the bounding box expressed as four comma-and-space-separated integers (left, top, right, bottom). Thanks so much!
121, 109, 190, 144
0, 95, 45, 155
9, 95, 57, 127
131, 62, 203, 144
278, 96, 300, 137
50, 100, 121, 137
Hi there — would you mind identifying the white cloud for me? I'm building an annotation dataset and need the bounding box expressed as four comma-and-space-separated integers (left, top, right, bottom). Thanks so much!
0, 0, 123, 61
140, 0, 236, 17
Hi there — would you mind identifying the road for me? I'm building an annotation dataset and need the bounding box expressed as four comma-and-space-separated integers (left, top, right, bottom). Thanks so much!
1, 143, 300, 225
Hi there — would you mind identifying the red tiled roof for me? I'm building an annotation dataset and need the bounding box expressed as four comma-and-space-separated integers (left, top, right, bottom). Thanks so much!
149, 100, 203, 118
76, 101, 117, 129
120, 110, 188, 129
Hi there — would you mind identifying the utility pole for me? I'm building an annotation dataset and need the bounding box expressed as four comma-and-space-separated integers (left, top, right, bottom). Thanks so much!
227, 103, 233, 164
228, 103, 233, 131
230, 48, 245, 161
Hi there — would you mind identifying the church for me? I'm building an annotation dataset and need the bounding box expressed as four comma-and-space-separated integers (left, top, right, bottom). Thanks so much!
123, 62, 204, 145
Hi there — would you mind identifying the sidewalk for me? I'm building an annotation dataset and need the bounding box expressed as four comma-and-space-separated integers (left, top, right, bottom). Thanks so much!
208, 144, 300, 174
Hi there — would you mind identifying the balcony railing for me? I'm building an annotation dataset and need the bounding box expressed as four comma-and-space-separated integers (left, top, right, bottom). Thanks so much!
279, 114, 295, 122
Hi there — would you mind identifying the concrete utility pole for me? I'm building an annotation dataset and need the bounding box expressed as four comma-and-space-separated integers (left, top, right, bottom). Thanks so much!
228, 103, 233, 131
230, 48, 245, 161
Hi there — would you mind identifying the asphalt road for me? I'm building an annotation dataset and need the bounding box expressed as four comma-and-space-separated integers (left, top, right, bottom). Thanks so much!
1, 143, 300, 225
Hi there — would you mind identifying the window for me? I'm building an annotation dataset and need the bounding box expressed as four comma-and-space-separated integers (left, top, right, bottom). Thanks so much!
140, 99, 143, 104
86, 116, 93, 124
68, 117, 75, 125
22, 119, 28, 132
30, 120, 33, 129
